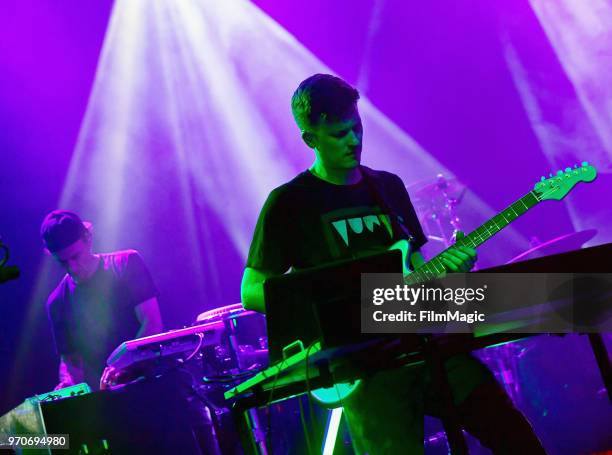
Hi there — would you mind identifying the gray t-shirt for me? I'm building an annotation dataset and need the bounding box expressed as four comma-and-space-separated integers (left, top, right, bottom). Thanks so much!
46, 250, 158, 389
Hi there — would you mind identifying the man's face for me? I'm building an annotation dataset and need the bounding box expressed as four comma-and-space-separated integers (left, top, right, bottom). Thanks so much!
51, 237, 93, 282
307, 106, 363, 171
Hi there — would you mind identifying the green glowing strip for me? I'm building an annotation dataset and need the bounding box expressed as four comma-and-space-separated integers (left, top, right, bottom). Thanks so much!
474, 319, 532, 338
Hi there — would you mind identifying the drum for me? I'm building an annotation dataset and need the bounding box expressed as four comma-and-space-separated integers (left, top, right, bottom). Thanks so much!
192, 304, 268, 454
195, 303, 268, 377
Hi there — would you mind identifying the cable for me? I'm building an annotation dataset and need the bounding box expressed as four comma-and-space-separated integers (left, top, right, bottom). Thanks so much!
0, 238, 20, 284
201, 367, 261, 384
303, 341, 319, 454
0, 240, 9, 268
183, 333, 204, 362
264, 355, 288, 454
299, 341, 318, 454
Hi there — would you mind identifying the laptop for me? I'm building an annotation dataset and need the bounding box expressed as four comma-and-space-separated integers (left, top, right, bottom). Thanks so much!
263, 249, 402, 365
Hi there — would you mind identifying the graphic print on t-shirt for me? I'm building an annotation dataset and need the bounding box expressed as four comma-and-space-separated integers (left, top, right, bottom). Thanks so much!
321, 205, 396, 259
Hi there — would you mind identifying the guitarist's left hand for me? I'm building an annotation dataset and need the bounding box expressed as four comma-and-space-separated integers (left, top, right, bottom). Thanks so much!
440, 231, 477, 273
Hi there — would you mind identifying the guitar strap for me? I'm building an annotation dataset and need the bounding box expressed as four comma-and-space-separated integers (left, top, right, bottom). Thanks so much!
359, 165, 417, 248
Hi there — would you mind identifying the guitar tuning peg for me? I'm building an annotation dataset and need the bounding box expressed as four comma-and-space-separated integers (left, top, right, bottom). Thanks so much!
565, 167, 571, 172
556, 170, 564, 176
540, 176, 546, 181
549, 173, 553, 178
574, 164, 578, 169
582, 161, 589, 166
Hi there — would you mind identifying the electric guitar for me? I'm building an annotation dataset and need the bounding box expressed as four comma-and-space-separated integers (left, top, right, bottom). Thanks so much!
311, 162, 598, 407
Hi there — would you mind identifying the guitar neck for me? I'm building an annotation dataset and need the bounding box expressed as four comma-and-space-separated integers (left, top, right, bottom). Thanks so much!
406, 191, 541, 285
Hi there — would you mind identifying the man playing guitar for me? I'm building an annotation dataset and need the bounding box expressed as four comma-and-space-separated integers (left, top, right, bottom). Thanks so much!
241, 74, 545, 453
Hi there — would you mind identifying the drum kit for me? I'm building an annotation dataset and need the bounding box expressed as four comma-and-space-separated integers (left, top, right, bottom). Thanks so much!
191, 305, 270, 454
194, 303, 268, 376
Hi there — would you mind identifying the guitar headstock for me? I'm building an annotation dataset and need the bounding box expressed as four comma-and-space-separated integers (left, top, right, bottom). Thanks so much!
533, 162, 597, 201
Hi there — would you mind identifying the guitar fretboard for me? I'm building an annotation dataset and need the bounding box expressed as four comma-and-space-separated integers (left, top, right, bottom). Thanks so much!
405, 191, 540, 285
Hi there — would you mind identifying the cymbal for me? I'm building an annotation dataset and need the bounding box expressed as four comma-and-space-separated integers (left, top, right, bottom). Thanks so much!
406, 174, 467, 214
506, 229, 598, 264
196, 303, 245, 322
406, 174, 465, 199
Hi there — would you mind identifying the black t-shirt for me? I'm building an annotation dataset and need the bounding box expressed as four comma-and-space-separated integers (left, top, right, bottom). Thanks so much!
46, 250, 158, 389
246, 166, 427, 273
